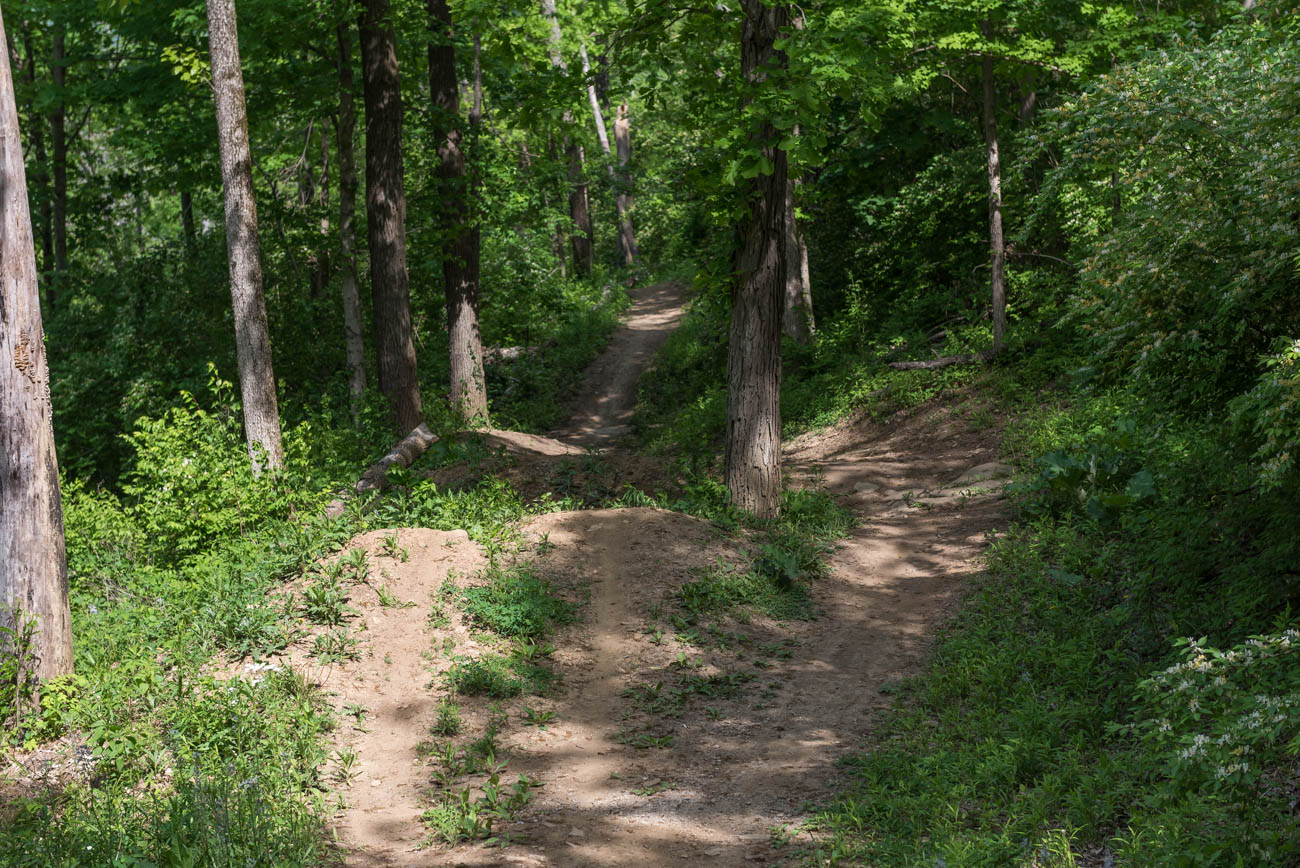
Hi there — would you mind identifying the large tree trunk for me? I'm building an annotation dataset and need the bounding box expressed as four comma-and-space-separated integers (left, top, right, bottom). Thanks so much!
725, 0, 789, 519
359, 0, 423, 434
0, 6, 74, 683
781, 178, 813, 343
206, 0, 285, 473
579, 41, 635, 266
428, 0, 488, 424
982, 23, 1006, 354
19, 24, 52, 308
51, 24, 66, 302
612, 101, 637, 263
540, 0, 593, 276
335, 20, 367, 422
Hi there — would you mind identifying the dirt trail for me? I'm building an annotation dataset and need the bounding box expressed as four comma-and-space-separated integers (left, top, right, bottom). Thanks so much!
551, 280, 688, 447
327, 282, 1009, 865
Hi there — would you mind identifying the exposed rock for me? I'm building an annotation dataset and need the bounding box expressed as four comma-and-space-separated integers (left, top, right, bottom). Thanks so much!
950, 461, 1015, 487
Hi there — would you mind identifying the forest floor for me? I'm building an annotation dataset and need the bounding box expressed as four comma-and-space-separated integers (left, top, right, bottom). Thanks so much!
320, 282, 1010, 866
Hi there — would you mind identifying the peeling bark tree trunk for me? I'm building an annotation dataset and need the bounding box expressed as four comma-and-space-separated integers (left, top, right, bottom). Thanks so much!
428, 0, 488, 424
51, 24, 66, 302
359, 0, 424, 433
781, 178, 813, 343
725, 0, 789, 519
982, 23, 1006, 354
207, 0, 285, 473
612, 101, 637, 263
0, 6, 74, 682
335, 20, 366, 422
579, 41, 635, 266
540, 0, 593, 276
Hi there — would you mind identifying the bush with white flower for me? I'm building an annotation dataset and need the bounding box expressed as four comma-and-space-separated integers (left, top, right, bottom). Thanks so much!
1127, 629, 1300, 796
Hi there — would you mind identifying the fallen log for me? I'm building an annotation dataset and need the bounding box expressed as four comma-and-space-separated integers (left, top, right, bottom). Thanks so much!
887, 349, 996, 371
324, 423, 440, 519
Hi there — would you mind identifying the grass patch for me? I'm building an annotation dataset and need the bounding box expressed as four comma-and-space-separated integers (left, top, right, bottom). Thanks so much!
446, 654, 557, 699
458, 565, 577, 641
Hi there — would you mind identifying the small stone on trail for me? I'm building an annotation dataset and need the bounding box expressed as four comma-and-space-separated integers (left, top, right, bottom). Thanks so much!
569, 827, 585, 837
703, 848, 724, 856
852, 481, 880, 493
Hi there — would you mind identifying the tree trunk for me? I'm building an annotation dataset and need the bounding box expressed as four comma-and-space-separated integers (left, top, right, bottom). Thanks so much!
0, 6, 74, 683
206, 0, 285, 473
540, 0, 593, 276
51, 24, 66, 301
725, 0, 789, 519
579, 41, 635, 266
335, 20, 367, 422
19, 24, 52, 308
543, 134, 568, 277
781, 178, 813, 343
981, 23, 1006, 354
359, 0, 423, 433
428, 0, 488, 424
566, 142, 593, 274
612, 100, 637, 263
181, 190, 196, 252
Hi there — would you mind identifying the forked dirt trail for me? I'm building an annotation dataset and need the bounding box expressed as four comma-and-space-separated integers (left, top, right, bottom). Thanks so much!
327, 282, 1009, 866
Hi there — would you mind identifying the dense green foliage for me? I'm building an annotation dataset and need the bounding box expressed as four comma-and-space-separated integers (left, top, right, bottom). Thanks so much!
4, 0, 1299, 863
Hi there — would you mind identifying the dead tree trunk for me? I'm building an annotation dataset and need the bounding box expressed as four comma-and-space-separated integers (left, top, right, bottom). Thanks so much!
335, 20, 367, 422
359, 0, 424, 434
612, 100, 638, 263
579, 41, 635, 266
0, 5, 74, 682
981, 22, 1006, 353
781, 178, 813, 343
428, 0, 489, 423
725, 0, 789, 519
206, 0, 285, 472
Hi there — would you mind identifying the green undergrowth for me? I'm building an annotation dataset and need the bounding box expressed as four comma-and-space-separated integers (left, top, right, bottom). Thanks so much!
0, 372, 585, 865
486, 279, 631, 433
809, 393, 1300, 866
634, 284, 1075, 473
674, 486, 854, 622
423, 556, 577, 845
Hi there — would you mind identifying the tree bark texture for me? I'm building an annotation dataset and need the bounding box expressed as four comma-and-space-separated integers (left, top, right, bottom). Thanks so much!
982, 23, 1006, 353
428, 0, 488, 423
206, 0, 285, 472
335, 20, 367, 422
580, 42, 635, 266
612, 101, 637, 263
540, 0, 593, 276
359, 0, 424, 433
0, 6, 74, 682
781, 178, 813, 343
51, 24, 66, 302
725, 0, 789, 519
